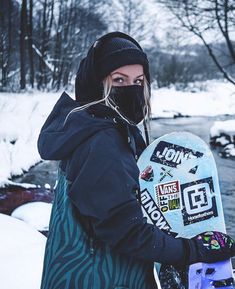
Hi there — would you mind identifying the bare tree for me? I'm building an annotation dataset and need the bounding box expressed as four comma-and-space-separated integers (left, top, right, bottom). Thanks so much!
37, 0, 54, 90
157, 0, 235, 85
115, 0, 158, 45
51, 0, 107, 91
3, 0, 163, 91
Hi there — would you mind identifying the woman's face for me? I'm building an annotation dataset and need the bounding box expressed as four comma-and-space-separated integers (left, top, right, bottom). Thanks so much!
110, 64, 144, 87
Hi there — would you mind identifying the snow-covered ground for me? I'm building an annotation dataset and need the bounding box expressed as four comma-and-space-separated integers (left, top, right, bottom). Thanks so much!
0, 213, 46, 289
0, 91, 60, 187
152, 80, 235, 118
0, 80, 234, 187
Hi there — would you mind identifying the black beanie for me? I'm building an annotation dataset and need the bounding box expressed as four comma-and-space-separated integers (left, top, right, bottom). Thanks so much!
75, 31, 150, 102
94, 37, 149, 81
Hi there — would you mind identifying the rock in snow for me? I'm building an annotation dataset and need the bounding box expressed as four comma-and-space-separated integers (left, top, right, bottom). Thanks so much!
11, 201, 52, 231
210, 120, 235, 158
0, 213, 46, 289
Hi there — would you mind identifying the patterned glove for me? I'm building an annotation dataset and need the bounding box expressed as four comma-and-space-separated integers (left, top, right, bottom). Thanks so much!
186, 231, 235, 264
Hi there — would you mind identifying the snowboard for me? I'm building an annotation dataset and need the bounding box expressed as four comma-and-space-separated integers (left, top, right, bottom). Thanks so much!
137, 132, 234, 289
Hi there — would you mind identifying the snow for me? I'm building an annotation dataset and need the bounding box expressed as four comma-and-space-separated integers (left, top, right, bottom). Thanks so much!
210, 120, 235, 139
230, 149, 235, 156
11, 201, 52, 231
0, 91, 62, 187
212, 136, 230, 146
0, 179, 40, 189
220, 143, 235, 158
44, 183, 51, 189
210, 119, 235, 158
151, 80, 235, 118
225, 144, 235, 156
0, 80, 235, 187
0, 213, 46, 289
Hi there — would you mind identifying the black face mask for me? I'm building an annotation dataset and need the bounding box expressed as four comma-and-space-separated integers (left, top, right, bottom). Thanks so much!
109, 85, 146, 124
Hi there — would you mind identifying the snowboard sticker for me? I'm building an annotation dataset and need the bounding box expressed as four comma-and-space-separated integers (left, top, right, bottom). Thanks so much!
138, 132, 234, 289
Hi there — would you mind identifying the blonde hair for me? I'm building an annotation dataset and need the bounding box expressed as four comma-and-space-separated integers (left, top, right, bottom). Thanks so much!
64, 76, 151, 129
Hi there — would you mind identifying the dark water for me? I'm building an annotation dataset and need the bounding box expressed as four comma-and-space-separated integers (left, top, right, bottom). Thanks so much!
150, 115, 235, 240
0, 161, 58, 216
12, 160, 59, 190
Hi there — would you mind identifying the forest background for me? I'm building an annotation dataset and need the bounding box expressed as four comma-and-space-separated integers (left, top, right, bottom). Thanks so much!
1, 0, 235, 92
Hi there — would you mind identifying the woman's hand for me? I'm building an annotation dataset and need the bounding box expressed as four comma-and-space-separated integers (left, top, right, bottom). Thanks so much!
185, 231, 235, 264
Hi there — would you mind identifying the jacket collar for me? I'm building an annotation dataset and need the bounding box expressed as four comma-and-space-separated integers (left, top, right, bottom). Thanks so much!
86, 103, 146, 158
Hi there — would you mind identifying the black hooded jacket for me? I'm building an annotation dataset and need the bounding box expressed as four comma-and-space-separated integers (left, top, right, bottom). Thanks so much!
38, 32, 187, 275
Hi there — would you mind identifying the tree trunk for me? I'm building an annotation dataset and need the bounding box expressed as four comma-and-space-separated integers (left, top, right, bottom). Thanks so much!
20, 0, 27, 90
28, 0, 34, 88
5, 0, 12, 88
38, 0, 48, 90
0, 0, 4, 89
52, 0, 62, 90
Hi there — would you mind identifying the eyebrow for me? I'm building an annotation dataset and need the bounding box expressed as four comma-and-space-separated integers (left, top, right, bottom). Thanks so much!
111, 72, 144, 78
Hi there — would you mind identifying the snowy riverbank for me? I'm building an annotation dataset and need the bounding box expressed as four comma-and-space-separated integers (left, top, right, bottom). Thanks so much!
0, 91, 60, 187
0, 80, 235, 187
210, 120, 235, 158
151, 80, 235, 118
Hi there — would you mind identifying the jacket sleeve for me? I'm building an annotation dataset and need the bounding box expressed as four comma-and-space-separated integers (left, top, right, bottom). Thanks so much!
67, 128, 188, 266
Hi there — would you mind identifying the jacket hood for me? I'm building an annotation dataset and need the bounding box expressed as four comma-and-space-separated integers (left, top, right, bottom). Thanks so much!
37, 92, 117, 160
75, 31, 150, 103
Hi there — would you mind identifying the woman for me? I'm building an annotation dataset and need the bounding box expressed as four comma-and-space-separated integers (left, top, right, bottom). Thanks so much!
38, 32, 235, 289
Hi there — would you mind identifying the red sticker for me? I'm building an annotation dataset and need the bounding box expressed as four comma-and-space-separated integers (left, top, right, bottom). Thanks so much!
140, 165, 154, 182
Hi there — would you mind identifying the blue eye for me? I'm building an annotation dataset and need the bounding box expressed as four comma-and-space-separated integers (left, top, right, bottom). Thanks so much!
135, 79, 144, 86
113, 77, 124, 83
